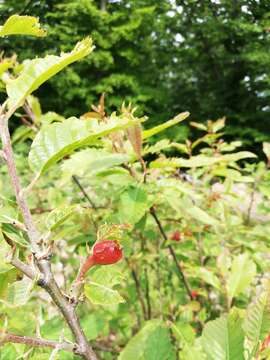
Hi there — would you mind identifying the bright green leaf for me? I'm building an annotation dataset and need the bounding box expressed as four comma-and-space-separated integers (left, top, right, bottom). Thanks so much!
61, 148, 130, 178
227, 254, 256, 304
7, 37, 93, 109
243, 282, 270, 357
202, 310, 245, 360
84, 266, 125, 306
118, 185, 152, 225
142, 112, 189, 139
29, 116, 140, 178
0, 15, 46, 37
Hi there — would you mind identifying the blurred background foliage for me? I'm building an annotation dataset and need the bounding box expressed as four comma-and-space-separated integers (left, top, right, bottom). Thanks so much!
0, 0, 270, 146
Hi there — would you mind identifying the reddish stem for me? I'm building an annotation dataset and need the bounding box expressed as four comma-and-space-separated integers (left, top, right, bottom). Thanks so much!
77, 255, 95, 282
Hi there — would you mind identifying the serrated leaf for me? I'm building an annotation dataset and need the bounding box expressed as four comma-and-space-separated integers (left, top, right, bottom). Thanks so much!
118, 320, 176, 360
85, 282, 124, 306
6, 276, 33, 307
150, 151, 256, 169
142, 112, 189, 139
61, 148, 130, 178
7, 37, 93, 109
0, 15, 46, 37
46, 205, 79, 230
143, 139, 172, 155
212, 168, 254, 183
84, 266, 125, 306
29, 116, 139, 178
202, 311, 245, 360
118, 185, 152, 225
227, 254, 256, 304
1, 223, 28, 247
243, 282, 270, 357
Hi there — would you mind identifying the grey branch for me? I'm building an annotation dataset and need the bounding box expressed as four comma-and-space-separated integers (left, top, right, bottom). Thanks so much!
0, 112, 98, 360
0, 331, 74, 353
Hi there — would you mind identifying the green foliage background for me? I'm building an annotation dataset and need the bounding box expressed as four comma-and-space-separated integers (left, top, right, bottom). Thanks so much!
1, 0, 269, 144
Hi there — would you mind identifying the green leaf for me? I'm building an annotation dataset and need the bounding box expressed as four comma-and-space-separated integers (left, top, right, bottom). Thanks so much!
171, 322, 195, 347
118, 185, 152, 225
61, 148, 130, 178
0, 58, 14, 77
194, 268, 221, 290
28, 116, 139, 178
227, 254, 256, 304
212, 168, 254, 183
243, 282, 270, 357
0, 231, 13, 274
211, 117, 226, 133
190, 121, 207, 131
164, 192, 218, 226
6, 276, 33, 307
7, 37, 93, 109
0, 15, 46, 37
118, 320, 176, 360
1, 224, 28, 247
46, 205, 79, 231
185, 204, 218, 226
142, 112, 189, 139
202, 310, 245, 360
84, 266, 125, 306
150, 152, 256, 169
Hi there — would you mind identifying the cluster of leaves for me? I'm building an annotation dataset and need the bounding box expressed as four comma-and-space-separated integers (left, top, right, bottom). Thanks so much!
1, 14, 270, 360
0, 0, 270, 143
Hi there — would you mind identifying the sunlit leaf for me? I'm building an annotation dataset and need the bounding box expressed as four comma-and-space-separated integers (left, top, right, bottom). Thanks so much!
227, 254, 256, 304
61, 148, 130, 178
142, 112, 189, 139
84, 266, 125, 306
7, 37, 93, 109
243, 282, 270, 357
118, 185, 152, 225
29, 116, 140, 178
202, 310, 245, 360
150, 151, 256, 169
0, 15, 46, 37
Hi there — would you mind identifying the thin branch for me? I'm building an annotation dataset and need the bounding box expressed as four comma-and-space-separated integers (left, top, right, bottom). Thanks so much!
144, 267, 151, 319
246, 182, 256, 225
10, 257, 37, 280
0, 331, 74, 353
0, 114, 99, 360
72, 175, 98, 232
72, 175, 96, 210
150, 207, 193, 300
126, 259, 147, 321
